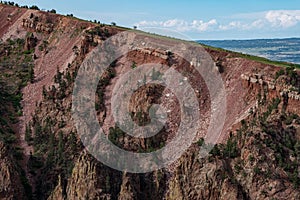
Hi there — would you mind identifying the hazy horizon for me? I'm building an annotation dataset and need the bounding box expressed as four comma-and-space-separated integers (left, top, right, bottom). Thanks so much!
197, 37, 300, 41
199, 38, 300, 64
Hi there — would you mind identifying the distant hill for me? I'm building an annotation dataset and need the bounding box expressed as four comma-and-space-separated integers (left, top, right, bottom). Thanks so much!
198, 38, 300, 64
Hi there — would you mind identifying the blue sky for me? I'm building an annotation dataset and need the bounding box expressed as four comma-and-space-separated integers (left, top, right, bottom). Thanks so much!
12, 0, 300, 40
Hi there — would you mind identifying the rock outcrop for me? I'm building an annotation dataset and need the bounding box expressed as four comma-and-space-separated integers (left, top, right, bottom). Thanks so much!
24, 32, 37, 51
241, 73, 300, 101
22, 14, 54, 33
0, 142, 27, 200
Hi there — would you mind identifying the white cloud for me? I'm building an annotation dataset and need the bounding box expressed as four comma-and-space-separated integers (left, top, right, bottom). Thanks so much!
135, 10, 300, 34
162, 19, 190, 31
265, 10, 300, 28
249, 19, 265, 29
136, 18, 218, 32
219, 21, 242, 30
191, 19, 217, 31
218, 10, 300, 31
219, 19, 265, 31
138, 20, 161, 26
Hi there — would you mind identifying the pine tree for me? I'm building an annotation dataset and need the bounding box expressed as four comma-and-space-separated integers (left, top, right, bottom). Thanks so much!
69, 131, 77, 152
29, 66, 34, 83
57, 131, 64, 163
33, 121, 42, 144
25, 124, 32, 144
46, 132, 55, 166
54, 67, 62, 84
42, 85, 47, 99
66, 71, 72, 84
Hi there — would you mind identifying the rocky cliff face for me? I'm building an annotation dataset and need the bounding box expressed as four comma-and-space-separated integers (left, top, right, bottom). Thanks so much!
0, 3, 300, 200
0, 142, 27, 200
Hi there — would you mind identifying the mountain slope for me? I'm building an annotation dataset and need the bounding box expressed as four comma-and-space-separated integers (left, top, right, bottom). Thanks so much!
0, 3, 299, 200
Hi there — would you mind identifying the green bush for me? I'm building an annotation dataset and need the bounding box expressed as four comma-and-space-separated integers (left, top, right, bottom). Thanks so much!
49, 9, 56, 13
196, 138, 204, 146
23, 49, 32, 54
253, 166, 260, 174
4, 134, 16, 144
223, 136, 239, 158
131, 61, 137, 69
209, 144, 221, 156
275, 69, 284, 79
29, 5, 39, 10
108, 126, 125, 145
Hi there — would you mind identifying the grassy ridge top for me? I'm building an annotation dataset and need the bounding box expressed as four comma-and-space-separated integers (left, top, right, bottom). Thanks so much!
199, 43, 300, 69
